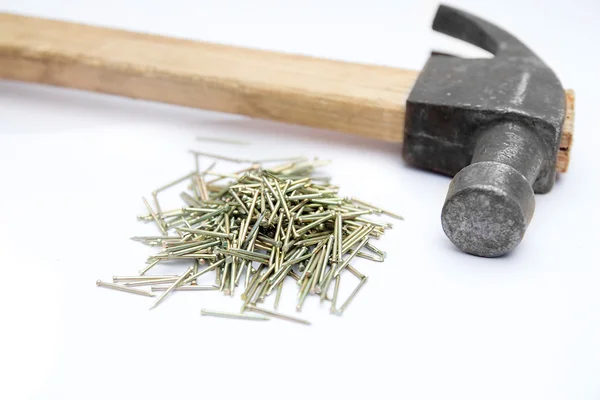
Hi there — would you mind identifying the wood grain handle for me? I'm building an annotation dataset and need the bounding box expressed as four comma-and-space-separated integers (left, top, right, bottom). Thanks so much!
0, 13, 572, 172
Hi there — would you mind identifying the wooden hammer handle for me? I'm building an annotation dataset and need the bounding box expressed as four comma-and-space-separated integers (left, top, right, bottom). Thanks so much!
0, 13, 572, 172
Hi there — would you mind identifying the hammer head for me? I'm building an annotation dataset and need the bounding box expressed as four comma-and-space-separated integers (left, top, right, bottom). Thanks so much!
403, 5, 566, 257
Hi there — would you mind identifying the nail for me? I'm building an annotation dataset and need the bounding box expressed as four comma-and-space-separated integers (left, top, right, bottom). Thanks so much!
96, 280, 155, 297
154, 172, 195, 194
365, 242, 387, 258
314, 235, 334, 296
176, 228, 235, 240
183, 259, 225, 285
197, 207, 230, 224
334, 236, 370, 277
259, 182, 266, 214
162, 238, 214, 252
274, 281, 284, 310
340, 225, 366, 250
138, 258, 162, 275
294, 233, 333, 247
311, 199, 343, 206
330, 274, 341, 314
298, 243, 322, 285
257, 235, 282, 248
287, 193, 323, 201
333, 212, 342, 262
240, 190, 260, 243
113, 275, 178, 283
268, 198, 281, 226
296, 271, 314, 311
256, 274, 271, 303
346, 264, 366, 280
289, 199, 310, 215
337, 276, 368, 315
229, 189, 250, 214
220, 260, 229, 292
241, 268, 262, 300
151, 285, 218, 291
245, 305, 310, 325
282, 216, 295, 251
242, 277, 264, 309
242, 211, 266, 248
148, 253, 217, 261
169, 240, 219, 256
193, 259, 199, 275
279, 246, 310, 269
295, 213, 333, 236
264, 186, 276, 212
262, 175, 280, 199
276, 181, 292, 221
342, 226, 374, 254
142, 197, 167, 235
180, 192, 203, 208
124, 278, 179, 287
149, 266, 194, 310
235, 259, 246, 286
340, 210, 373, 219
270, 247, 307, 288
298, 272, 311, 298
152, 193, 168, 232
229, 256, 235, 297
220, 249, 269, 263
244, 261, 255, 289
262, 250, 280, 284
356, 252, 384, 262
224, 213, 231, 235
355, 217, 393, 229
201, 308, 269, 320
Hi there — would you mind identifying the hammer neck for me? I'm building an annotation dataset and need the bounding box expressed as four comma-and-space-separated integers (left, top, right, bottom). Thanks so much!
472, 122, 544, 185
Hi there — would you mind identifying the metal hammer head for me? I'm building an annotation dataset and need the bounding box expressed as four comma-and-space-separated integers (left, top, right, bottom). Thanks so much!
403, 5, 566, 257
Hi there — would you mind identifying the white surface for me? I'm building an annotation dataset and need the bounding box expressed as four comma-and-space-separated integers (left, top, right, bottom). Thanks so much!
0, 0, 599, 399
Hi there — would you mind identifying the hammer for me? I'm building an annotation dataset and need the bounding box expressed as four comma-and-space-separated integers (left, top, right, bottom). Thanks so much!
0, 5, 574, 257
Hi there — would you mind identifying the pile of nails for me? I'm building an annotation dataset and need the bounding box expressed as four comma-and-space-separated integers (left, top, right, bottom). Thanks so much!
97, 151, 401, 325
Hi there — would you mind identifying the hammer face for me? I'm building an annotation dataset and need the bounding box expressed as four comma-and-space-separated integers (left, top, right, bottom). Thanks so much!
441, 161, 535, 257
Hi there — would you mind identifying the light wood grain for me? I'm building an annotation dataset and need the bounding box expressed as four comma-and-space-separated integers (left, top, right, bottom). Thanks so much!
0, 13, 572, 172
557, 90, 574, 173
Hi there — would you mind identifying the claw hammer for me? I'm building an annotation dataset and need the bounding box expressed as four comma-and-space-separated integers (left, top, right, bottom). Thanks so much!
0, 5, 574, 257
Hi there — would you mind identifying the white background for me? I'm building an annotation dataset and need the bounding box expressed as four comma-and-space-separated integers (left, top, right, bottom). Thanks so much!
1, 0, 599, 399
